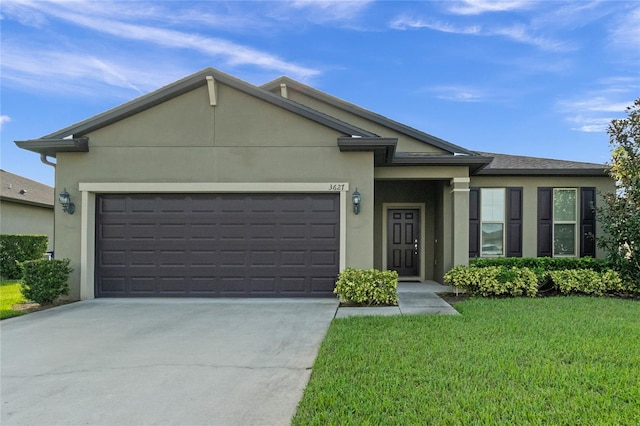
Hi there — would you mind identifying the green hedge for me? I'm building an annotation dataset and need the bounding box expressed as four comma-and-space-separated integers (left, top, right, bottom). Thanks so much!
445, 264, 633, 297
549, 269, 627, 296
0, 235, 48, 280
444, 266, 539, 297
470, 257, 609, 272
21, 259, 72, 305
334, 268, 398, 306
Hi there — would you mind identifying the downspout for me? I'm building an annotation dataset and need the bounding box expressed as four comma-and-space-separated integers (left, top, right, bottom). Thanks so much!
40, 154, 56, 168
40, 154, 56, 258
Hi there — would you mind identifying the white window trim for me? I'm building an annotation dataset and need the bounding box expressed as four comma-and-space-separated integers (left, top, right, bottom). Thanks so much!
480, 188, 506, 258
552, 188, 578, 258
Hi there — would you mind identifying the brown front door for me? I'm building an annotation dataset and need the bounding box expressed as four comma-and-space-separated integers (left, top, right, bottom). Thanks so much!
387, 209, 420, 276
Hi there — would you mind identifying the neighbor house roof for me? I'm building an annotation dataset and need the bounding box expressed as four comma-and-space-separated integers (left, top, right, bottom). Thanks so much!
0, 170, 54, 208
475, 152, 609, 176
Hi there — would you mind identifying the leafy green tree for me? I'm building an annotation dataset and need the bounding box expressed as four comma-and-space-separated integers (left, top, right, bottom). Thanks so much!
597, 98, 640, 289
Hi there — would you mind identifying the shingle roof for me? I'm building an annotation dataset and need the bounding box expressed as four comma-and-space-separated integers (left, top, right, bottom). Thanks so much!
475, 152, 609, 176
0, 170, 54, 208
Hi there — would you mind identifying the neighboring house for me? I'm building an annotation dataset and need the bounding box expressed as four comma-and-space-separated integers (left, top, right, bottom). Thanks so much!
0, 170, 54, 252
15, 68, 614, 300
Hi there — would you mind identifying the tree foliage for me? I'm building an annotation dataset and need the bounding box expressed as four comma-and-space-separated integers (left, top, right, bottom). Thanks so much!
597, 97, 640, 289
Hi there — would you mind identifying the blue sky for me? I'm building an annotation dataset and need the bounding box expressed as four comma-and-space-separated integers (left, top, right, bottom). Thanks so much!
1, 0, 639, 187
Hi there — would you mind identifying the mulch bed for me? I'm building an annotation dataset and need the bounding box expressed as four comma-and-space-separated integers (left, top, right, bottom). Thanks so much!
11, 300, 74, 313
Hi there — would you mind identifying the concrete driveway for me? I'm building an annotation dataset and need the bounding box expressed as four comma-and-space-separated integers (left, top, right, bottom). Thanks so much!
1, 298, 338, 425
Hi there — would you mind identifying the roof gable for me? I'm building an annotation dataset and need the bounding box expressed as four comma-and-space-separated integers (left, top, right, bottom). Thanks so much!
34, 68, 378, 142
262, 76, 476, 156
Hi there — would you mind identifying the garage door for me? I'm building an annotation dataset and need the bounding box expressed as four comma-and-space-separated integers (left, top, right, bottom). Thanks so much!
95, 193, 340, 297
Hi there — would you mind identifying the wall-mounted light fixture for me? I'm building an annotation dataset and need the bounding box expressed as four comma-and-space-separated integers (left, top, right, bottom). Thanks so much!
352, 188, 361, 214
58, 188, 75, 214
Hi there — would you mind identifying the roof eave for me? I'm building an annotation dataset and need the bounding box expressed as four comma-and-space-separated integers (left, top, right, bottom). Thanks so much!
476, 168, 610, 176
337, 137, 397, 166
14, 138, 89, 158
0, 196, 54, 209
389, 155, 494, 174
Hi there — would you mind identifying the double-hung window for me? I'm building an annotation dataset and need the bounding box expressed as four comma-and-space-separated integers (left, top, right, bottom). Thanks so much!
480, 188, 505, 256
553, 188, 577, 256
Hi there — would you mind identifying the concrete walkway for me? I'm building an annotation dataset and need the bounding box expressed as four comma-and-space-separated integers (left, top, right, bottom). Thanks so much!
335, 281, 460, 318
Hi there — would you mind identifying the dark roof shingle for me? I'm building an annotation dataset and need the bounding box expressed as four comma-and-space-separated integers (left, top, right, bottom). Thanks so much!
476, 152, 608, 176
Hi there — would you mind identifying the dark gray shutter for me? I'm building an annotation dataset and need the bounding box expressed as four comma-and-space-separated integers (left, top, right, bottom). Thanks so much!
506, 187, 523, 257
537, 187, 553, 257
469, 188, 480, 258
580, 187, 596, 257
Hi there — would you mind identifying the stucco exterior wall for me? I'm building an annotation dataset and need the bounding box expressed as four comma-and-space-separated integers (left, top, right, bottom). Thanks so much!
470, 175, 616, 259
0, 201, 54, 251
55, 83, 376, 299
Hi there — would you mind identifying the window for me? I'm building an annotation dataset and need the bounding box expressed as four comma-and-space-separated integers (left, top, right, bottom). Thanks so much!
553, 189, 577, 256
480, 188, 505, 256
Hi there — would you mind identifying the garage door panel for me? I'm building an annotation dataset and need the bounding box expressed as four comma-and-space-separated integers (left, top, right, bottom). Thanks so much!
96, 193, 339, 297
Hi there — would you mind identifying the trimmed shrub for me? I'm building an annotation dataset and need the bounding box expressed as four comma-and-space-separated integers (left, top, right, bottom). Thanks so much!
470, 256, 609, 272
0, 235, 48, 280
444, 266, 538, 297
549, 269, 626, 296
21, 259, 72, 305
334, 268, 398, 306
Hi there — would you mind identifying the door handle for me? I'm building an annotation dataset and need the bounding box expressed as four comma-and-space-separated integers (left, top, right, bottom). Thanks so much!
414, 238, 418, 255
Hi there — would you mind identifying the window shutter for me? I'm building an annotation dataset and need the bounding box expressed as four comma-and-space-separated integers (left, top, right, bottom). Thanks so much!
506, 187, 523, 257
537, 187, 553, 257
469, 188, 480, 258
580, 187, 596, 257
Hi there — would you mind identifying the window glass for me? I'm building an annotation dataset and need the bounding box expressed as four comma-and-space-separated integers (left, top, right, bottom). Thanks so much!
553, 189, 576, 222
481, 188, 505, 222
554, 224, 576, 256
482, 223, 504, 256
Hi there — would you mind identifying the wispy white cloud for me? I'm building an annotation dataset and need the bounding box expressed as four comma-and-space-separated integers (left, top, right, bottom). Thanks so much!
425, 85, 489, 103
390, 16, 481, 34
389, 16, 572, 52
1, 42, 187, 97
288, 0, 373, 22
608, 5, 640, 53
446, 0, 533, 16
1, 0, 320, 96
557, 83, 637, 133
0, 115, 11, 131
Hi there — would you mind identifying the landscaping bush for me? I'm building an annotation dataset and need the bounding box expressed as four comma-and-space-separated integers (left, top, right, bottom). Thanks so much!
0, 235, 48, 280
334, 268, 398, 306
444, 266, 538, 297
549, 269, 626, 296
470, 256, 609, 272
21, 259, 72, 305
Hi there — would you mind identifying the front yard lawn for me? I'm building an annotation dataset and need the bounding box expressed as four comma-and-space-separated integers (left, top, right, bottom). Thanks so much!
0, 280, 27, 320
294, 297, 640, 425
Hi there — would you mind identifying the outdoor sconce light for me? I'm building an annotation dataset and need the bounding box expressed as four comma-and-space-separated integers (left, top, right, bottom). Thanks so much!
352, 188, 361, 214
58, 188, 75, 215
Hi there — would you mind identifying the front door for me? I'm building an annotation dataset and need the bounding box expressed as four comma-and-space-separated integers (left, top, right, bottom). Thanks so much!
387, 209, 420, 276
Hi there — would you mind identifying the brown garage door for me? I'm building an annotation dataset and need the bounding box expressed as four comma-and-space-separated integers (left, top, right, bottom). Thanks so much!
95, 193, 340, 297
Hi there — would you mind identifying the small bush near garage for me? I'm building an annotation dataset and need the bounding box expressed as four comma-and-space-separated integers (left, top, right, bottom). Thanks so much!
334, 268, 398, 306
0, 235, 48, 280
444, 266, 538, 297
21, 259, 72, 305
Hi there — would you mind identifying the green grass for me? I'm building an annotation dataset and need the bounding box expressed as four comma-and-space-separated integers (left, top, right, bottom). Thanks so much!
1, 280, 27, 320
293, 297, 640, 425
